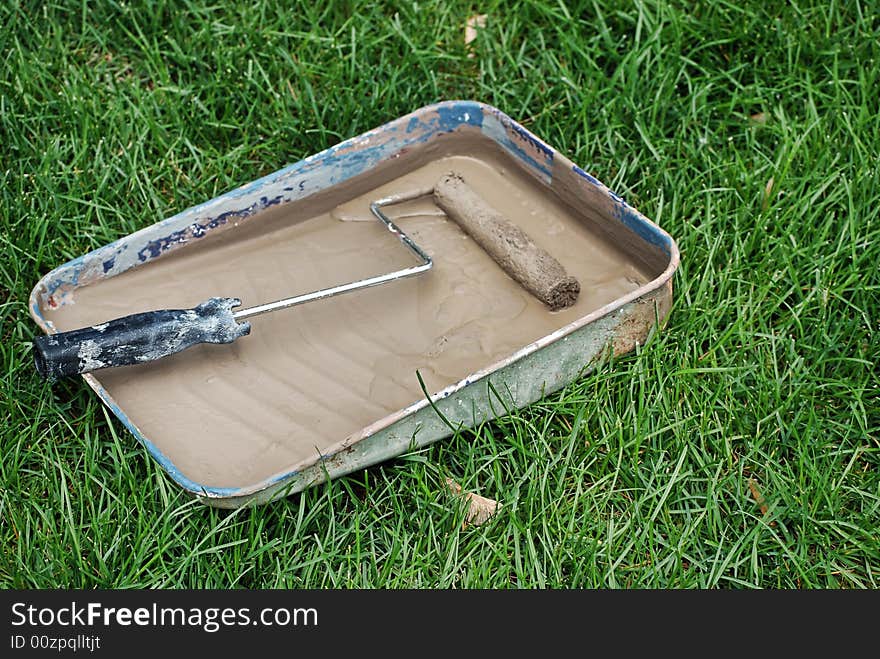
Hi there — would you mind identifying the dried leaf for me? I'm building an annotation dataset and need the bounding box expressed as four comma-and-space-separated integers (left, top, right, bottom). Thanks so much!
762, 176, 775, 211
750, 112, 767, 125
445, 477, 499, 528
465, 14, 488, 58
748, 478, 776, 526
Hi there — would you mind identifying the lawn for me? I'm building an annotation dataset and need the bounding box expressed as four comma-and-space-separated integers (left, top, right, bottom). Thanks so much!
1, 0, 877, 588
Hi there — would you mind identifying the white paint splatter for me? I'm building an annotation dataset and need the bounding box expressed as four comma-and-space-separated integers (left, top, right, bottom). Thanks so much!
77, 340, 106, 372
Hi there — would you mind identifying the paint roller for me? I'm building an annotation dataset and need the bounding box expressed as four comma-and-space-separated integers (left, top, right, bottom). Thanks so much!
32, 171, 579, 378
432, 172, 579, 310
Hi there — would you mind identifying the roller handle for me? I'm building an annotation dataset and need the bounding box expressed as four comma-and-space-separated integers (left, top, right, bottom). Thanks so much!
32, 297, 251, 379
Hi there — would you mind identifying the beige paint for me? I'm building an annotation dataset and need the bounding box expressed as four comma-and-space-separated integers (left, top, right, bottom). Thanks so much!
44, 139, 655, 489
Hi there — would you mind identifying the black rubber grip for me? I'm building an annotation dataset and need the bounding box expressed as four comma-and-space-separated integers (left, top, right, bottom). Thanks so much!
33, 297, 251, 379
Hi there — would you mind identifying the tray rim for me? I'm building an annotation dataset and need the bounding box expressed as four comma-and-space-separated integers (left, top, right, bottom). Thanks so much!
30, 100, 681, 501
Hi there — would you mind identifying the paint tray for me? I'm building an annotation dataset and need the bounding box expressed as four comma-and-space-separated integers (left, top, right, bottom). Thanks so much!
30, 101, 680, 507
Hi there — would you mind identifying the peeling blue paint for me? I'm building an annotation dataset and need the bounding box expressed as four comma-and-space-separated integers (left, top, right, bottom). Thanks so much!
435, 102, 484, 131
500, 138, 552, 180
506, 120, 554, 159
403, 102, 484, 137
44, 255, 86, 298
613, 203, 671, 254
481, 112, 553, 181
572, 164, 672, 256
136, 196, 286, 262
572, 165, 601, 187
260, 194, 283, 208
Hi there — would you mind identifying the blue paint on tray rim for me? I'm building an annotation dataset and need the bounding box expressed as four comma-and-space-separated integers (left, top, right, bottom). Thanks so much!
571, 164, 673, 255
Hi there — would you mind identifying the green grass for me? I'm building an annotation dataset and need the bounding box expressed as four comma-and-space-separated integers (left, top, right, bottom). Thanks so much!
1, 0, 878, 588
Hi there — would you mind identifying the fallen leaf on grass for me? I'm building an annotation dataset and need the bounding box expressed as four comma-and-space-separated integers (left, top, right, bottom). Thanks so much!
750, 112, 767, 125
446, 477, 499, 528
762, 176, 775, 211
748, 478, 776, 526
465, 14, 488, 58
